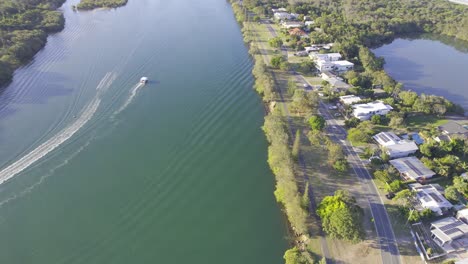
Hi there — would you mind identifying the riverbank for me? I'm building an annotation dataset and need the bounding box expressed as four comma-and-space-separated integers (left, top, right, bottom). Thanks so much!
75, 0, 128, 10
0, 0, 66, 87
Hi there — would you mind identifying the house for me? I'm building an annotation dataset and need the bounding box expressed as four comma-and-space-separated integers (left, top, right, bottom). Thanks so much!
410, 183, 453, 216
315, 60, 334, 71
321, 72, 351, 91
457, 208, 468, 224
274, 12, 292, 20
373, 132, 419, 159
339, 95, 362, 105
281, 21, 305, 29
352, 101, 393, 120
288, 28, 307, 37
431, 217, 468, 247
272, 8, 287, 13
332, 60, 354, 72
438, 121, 468, 140
310, 53, 342, 62
389, 156, 436, 181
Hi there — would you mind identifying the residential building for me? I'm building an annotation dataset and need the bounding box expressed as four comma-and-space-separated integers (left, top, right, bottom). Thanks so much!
332, 60, 354, 72
410, 183, 453, 215
352, 101, 393, 120
431, 217, 468, 247
390, 156, 436, 181
438, 121, 468, 140
272, 8, 287, 13
373, 132, 419, 159
321, 72, 350, 91
281, 21, 304, 29
274, 12, 292, 20
315, 60, 334, 71
310, 53, 342, 62
339, 95, 362, 105
457, 208, 468, 224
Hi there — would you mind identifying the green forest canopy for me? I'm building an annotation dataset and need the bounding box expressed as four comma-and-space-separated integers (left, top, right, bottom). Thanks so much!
0, 0, 66, 86
76, 0, 128, 10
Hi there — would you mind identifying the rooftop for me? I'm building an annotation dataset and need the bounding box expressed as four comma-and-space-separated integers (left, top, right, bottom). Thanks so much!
353, 101, 393, 113
339, 95, 362, 105
431, 217, 468, 242
333, 60, 354, 67
389, 156, 436, 180
373, 132, 401, 146
439, 121, 468, 135
411, 184, 453, 215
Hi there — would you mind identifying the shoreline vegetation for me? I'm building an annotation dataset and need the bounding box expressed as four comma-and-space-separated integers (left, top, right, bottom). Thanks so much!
229, 0, 467, 263
0, 0, 66, 87
74, 0, 128, 10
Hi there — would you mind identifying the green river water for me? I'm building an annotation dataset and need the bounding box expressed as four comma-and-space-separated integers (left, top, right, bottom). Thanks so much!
0, 0, 288, 263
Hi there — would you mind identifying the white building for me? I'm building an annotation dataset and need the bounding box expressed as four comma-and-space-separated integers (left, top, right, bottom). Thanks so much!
390, 156, 436, 181
411, 184, 453, 216
352, 101, 393, 120
431, 217, 468, 247
332, 60, 354, 72
305, 21, 314, 26
272, 8, 287, 13
310, 53, 342, 62
373, 132, 419, 159
274, 12, 292, 20
281, 21, 304, 28
457, 208, 468, 224
315, 60, 334, 71
339, 95, 362, 105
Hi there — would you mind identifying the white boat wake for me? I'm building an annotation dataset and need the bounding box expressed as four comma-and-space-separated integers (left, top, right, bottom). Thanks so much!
113, 82, 144, 116
0, 72, 116, 185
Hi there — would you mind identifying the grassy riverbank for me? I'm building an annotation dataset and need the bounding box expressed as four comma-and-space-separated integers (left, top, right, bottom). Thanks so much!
0, 0, 66, 87
76, 0, 128, 10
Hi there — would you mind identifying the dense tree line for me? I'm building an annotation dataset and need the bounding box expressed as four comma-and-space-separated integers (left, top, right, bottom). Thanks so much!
75, 0, 128, 10
0, 0, 65, 86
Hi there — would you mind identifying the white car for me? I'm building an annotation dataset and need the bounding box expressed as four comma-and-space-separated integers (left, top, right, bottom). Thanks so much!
334, 113, 341, 117
328, 106, 338, 110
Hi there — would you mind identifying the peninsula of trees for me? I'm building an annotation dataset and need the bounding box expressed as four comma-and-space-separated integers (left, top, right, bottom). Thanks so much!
75, 0, 128, 10
0, 0, 66, 87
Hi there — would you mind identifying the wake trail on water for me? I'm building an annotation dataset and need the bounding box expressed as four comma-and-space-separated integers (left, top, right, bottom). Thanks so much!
113, 83, 144, 116
0, 72, 118, 186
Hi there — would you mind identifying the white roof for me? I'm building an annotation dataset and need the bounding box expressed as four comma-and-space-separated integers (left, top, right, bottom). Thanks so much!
373, 132, 401, 146
333, 60, 354, 67
389, 156, 436, 180
412, 184, 453, 215
431, 217, 468, 242
353, 101, 393, 114
339, 95, 361, 105
312, 53, 342, 60
458, 208, 468, 223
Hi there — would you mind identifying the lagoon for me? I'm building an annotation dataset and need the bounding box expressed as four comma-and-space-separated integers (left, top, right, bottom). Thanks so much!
373, 36, 468, 111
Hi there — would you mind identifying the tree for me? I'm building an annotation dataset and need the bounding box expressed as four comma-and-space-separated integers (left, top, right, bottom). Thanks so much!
317, 191, 364, 242
347, 128, 370, 144
445, 186, 461, 203
333, 159, 349, 172
385, 180, 403, 193
284, 247, 307, 264
268, 37, 283, 48
453, 176, 468, 197
345, 117, 361, 128
270, 55, 284, 68
398, 91, 418, 106
308, 115, 326, 131
388, 115, 404, 129
292, 129, 301, 161
371, 114, 382, 125
394, 189, 414, 207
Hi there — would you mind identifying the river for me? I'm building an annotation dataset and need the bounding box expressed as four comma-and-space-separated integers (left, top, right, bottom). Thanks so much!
373, 36, 468, 111
0, 0, 287, 263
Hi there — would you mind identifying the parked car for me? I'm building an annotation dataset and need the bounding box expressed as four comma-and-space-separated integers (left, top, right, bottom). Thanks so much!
385, 193, 395, 200
328, 106, 338, 110
334, 113, 341, 117
303, 83, 309, 88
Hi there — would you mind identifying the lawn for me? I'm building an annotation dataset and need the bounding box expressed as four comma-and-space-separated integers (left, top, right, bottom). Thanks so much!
405, 115, 449, 130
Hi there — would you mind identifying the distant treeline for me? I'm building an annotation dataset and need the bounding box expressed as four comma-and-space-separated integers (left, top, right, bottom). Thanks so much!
244, 0, 468, 44
76, 0, 128, 10
0, 0, 66, 86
